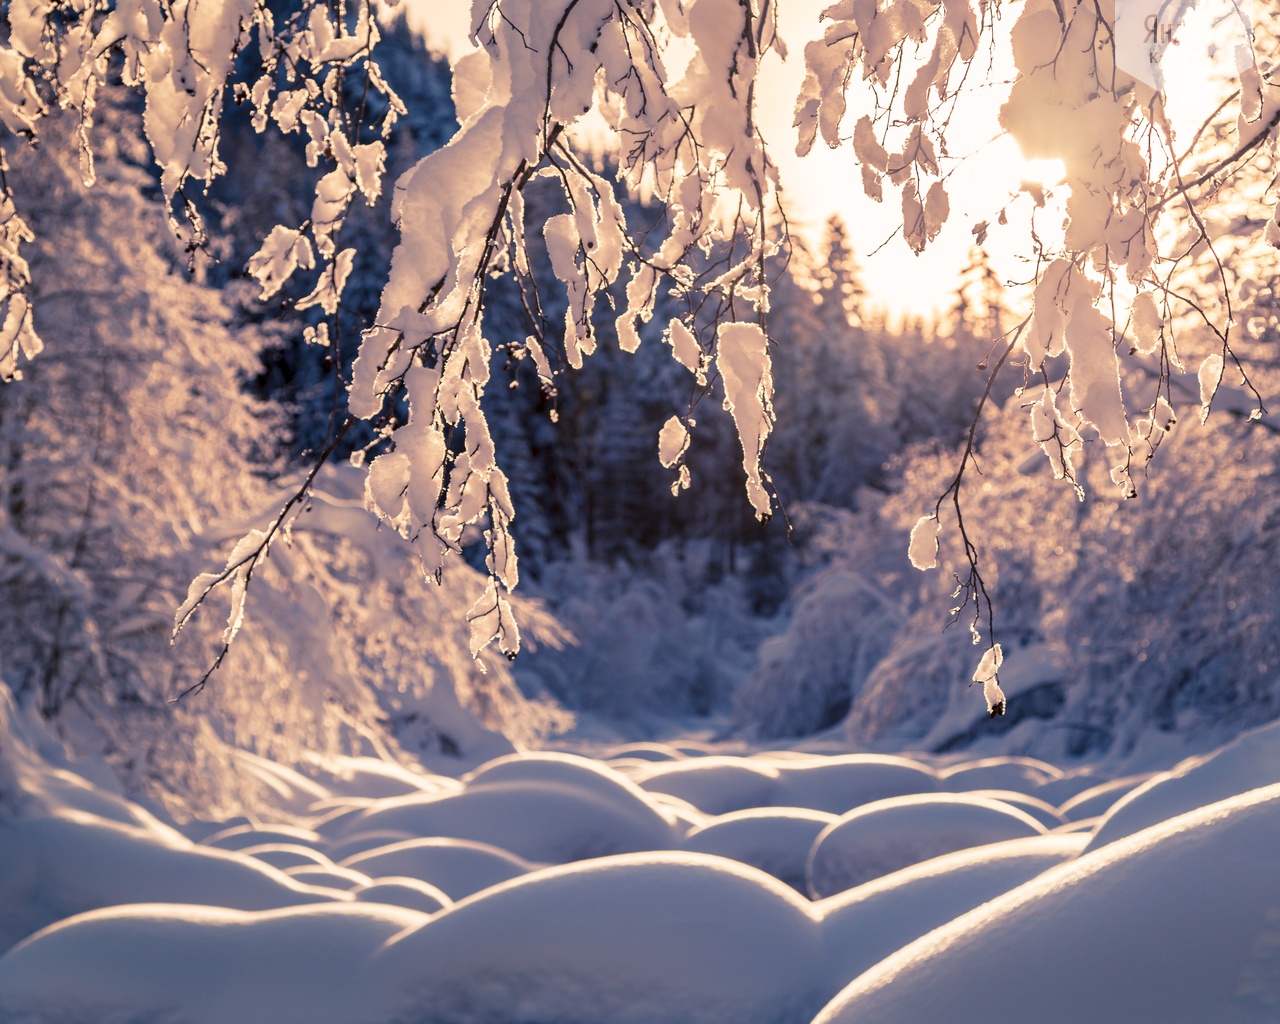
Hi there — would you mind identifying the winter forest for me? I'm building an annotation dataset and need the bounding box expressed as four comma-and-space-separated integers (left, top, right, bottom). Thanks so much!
1, 0, 1280, 1020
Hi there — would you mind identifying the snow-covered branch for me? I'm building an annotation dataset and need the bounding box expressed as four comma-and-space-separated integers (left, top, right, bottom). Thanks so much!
1, 0, 1277, 705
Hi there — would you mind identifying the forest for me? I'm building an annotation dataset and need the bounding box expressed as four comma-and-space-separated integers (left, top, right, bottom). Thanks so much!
1, 0, 1279, 1021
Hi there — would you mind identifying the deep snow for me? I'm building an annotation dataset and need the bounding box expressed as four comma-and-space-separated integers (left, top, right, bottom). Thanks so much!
4, 682, 1280, 1022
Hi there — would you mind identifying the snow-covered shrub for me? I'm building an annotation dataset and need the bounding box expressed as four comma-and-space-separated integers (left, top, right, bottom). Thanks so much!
0, 95, 571, 820
514, 542, 767, 730
732, 566, 903, 739
855, 364, 1280, 760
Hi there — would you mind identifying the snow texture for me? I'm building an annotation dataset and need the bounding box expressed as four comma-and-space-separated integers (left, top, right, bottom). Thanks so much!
806, 792, 1047, 897
5, 682, 1280, 1022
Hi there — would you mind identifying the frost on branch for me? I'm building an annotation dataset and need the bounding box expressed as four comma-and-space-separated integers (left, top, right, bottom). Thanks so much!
973, 642, 1005, 717
908, 515, 940, 571
0, 0, 400, 343
174, 529, 270, 651
7, 0, 1274, 714
351, 0, 783, 657
0, 176, 40, 380
0, 0, 786, 671
998, 0, 1276, 492
1199, 354, 1225, 425
658, 416, 691, 469
716, 322, 775, 521
1030, 389, 1083, 497
834, 0, 1278, 716
796, 0, 979, 250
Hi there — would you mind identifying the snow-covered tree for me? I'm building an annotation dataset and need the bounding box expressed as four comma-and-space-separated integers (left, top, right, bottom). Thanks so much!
0, 0, 1276, 713
950, 245, 1005, 343
0, 80, 576, 819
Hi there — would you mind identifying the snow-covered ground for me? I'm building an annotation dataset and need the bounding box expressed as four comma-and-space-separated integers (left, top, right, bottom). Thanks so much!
3, 682, 1280, 1022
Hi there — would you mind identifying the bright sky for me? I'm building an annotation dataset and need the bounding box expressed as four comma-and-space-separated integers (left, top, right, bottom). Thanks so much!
399, 0, 1238, 322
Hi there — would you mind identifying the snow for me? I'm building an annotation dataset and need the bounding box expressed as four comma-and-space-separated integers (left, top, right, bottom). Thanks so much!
806, 792, 1047, 897
288, 865, 374, 890
0, 902, 425, 1024
4, 3, 1279, 1019
770, 754, 941, 814
351, 877, 451, 914
299, 755, 449, 800
1200, 352, 1225, 423
716, 321, 775, 520
340, 837, 538, 900
959, 790, 1067, 829
681, 807, 838, 892
818, 833, 1087, 988
5, 680, 1280, 1022
972, 643, 1006, 716
659, 414, 691, 469
0, 811, 342, 955
366, 852, 830, 1024
1057, 773, 1156, 820
1086, 718, 1280, 850
203, 823, 324, 850
938, 755, 1063, 791
241, 843, 337, 871
812, 783, 1280, 1023
320, 776, 681, 863
908, 514, 940, 570
634, 755, 782, 815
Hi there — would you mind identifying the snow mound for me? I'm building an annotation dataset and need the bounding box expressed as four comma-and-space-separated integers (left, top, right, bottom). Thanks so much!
463, 751, 660, 815
1087, 720, 1280, 851
0, 685, 165, 834
300, 755, 454, 799
231, 750, 332, 815
325, 773, 680, 863
1033, 768, 1116, 807
0, 811, 341, 953
352, 877, 451, 914
341, 837, 538, 900
605, 742, 687, 762
812, 783, 1280, 1023
819, 833, 1087, 989
202, 823, 323, 850
771, 755, 940, 815
241, 842, 337, 871
938, 756, 1063, 792
961, 789, 1067, 829
1057, 773, 1155, 820
286, 865, 373, 889
635, 756, 781, 815
807, 793, 1047, 898
366, 852, 830, 1024
0, 902, 424, 1024
643, 790, 711, 830
322, 830, 416, 860
681, 807, 838, 892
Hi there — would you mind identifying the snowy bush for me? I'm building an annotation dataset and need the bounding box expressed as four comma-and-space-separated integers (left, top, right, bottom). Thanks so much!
0, 94, 571, 818
732, 567, 903, 739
